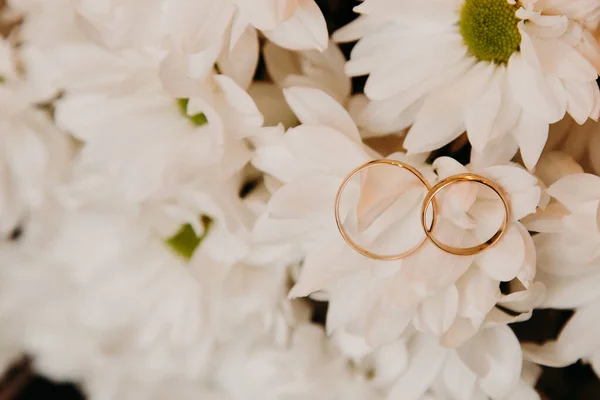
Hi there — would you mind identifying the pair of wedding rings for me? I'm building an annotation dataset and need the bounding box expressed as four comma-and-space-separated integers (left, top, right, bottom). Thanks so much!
334, 159, 511, 260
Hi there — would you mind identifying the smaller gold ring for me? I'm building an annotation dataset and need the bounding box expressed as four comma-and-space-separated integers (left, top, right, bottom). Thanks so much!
334, 159, 437, 261
420, 173, 511, 256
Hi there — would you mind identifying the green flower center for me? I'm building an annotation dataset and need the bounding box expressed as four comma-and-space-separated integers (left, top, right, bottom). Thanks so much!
166, 216, 212, 260
459, 0, 521, 64
177, 98, 208, 126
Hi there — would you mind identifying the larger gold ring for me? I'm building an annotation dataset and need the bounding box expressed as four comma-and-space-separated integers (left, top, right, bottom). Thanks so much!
334, 159, 437, 261
420, 173, 511, 256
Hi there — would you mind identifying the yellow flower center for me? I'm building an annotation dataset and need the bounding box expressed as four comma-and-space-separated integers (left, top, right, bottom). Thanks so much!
459, 0, 522, 64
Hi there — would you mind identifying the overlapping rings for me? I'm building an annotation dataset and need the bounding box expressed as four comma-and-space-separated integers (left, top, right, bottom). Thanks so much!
334, 159, 511, 260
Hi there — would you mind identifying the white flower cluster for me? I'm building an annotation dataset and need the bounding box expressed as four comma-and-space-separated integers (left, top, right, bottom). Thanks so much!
0, 0, 598, 398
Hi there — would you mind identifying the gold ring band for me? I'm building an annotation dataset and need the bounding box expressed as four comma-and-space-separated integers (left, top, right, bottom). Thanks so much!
420, 173, 511, 256
334, 159, 437, 261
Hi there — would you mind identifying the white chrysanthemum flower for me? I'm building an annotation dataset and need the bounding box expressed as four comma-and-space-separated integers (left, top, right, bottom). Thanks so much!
68, 0, 328, 86
209, 323, 382, 400
259, 39, 395, 142
13, 2, 266, 238
57, 73, 262, 238
334, 0, 600, 169
264, 39, 352, 105
334, 327, 540, 400
252, 87, 543, 347
249, 39, 352, 129
536, 0, 600, 33
0, 207, 213, 397
520, 153, 600, 374
522, 153, 600, 310
544, 116, 600, 175
186, 183, 306, 341
0, 37, 72, 236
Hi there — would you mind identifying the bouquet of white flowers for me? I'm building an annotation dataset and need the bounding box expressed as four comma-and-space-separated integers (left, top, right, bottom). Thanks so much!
0, 0, 598, 399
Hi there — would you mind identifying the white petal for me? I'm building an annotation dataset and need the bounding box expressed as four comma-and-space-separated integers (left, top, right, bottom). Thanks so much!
477, 223, 525, 282
442, 352, 477, 400
564, 80, 598, 124
332, 15, 380, 43
283, 125, 369, 175
356, 167, 425, 232
521, 202, 567, 233
468, 326, 523, 399
263, 0, 328, 51
432, 156, 469, 178
511, 110, 549, 170
235, 0, 299, 30
465, 68, 503, 152
214, 74, 264, 133
440, 317, 479, 348
289, 235, 365, 298
217, 25, 259, 90
387, 334, 447, 400
326, 273, 379, 334
555, 297, 600, 362
403, 231, 474, 295
507, 52, 566, 123
359, 58, 472, 134
373, 340, 410, 386
405, 62, 494, 153
364, 36, 466, 101
455, 267, 500, 321
366, 307, 413, 347
537, 268, 600, 309
268, 175, 339, 218
522, 341, 574, 368
515, 222, 537, 287
497, 282, 546, 313
283, 87, 361, 142
354, 0, 460, 26
470, 136, 519, 170
548, 173, 600, 204
483, 165, 541, 220
418, 285, 459, 335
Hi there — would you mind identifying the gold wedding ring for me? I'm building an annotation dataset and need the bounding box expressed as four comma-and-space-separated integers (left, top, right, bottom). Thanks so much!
420, 173, 511, 256
335, 160, 512, 260
334, 159, 437, 261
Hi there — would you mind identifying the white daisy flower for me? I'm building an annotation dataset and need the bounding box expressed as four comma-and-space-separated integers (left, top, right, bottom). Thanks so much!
253, 87, 543, 347
334, 327, 540, 400
334, 0, 600, 169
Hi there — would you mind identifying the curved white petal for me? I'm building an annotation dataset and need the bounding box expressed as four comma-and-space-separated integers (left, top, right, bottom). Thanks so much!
283, 87, 361, 142
263, 0, 328, 51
